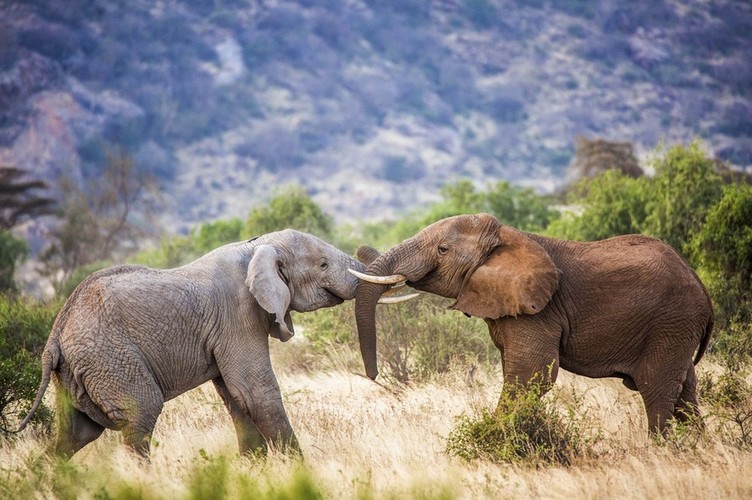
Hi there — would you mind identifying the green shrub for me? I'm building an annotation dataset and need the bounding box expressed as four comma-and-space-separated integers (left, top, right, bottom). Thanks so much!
245, 186, 334, 240
698, 357, 752, 450
643, 141, 723, 258
446, 382, 595, 466
0, 296, 59, 432
691, 183, 752, 330
299, 296, 495, 383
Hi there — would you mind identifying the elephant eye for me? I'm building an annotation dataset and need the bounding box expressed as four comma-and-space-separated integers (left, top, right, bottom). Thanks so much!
438, 245, 449, 255
320, 261, 329, 270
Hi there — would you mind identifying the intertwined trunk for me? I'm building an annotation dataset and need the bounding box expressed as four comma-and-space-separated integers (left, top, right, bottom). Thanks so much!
354, 240, 418, 380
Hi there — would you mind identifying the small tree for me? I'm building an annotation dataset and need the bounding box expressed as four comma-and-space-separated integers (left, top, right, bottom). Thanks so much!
643, 141, 723, 258
40, 148, 158, 291
567, 136, 643, 180
0, 166, 55, 292
546, 170, 649, 241
691, 183, 752, 333
244, 186, 334, 239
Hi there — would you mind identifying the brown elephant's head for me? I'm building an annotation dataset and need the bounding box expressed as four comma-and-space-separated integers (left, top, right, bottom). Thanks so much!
353, 213, 560, 379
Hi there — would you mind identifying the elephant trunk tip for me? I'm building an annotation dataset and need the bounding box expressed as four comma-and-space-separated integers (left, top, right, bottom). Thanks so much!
366, 367, 379, 380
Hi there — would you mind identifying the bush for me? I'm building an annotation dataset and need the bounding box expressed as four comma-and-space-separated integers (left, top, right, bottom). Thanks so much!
0, 296, 59, 432
698, 357, 752, 451
546, 170, 649, 241
446, 381, 596, 465
691, 183, 752, 329
299, 296, 495, 383
245, 186, 334, 240
643, 141, 723, 257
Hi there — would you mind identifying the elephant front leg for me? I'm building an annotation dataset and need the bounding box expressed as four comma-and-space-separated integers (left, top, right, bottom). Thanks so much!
491, 320, 561, 410
213, 377, 267, 454
218, 368, 301, 455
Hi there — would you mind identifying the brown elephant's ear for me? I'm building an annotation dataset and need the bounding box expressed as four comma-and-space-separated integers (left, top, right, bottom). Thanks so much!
356, 245, 381, 266
452, 226, 560, 319
246, 245, 295, 342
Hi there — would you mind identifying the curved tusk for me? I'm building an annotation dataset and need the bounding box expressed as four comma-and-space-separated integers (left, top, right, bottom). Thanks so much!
348, 268, 406, 285
378, 293, 420, 304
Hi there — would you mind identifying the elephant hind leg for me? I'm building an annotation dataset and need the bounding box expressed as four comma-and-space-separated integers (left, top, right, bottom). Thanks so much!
52, 390, 105, 458
88, 374, 164, 459
636, 361, 695, 435
673, 363, 701, 424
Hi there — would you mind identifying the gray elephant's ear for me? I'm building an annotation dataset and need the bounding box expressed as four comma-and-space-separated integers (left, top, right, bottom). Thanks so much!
452, 226, 560, 319
245, 245, 295, 342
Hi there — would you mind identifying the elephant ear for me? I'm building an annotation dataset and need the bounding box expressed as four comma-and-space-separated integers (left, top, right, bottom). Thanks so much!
245, 245, 295, 342
356, 245, 381, 266
452, 226, 560, 319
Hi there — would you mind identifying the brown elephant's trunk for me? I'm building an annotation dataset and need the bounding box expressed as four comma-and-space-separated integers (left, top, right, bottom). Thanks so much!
354, 241, 418, 380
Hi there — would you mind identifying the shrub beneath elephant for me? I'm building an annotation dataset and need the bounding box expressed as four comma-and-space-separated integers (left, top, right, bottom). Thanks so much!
446, 381, 598, 466
698, 357, 752, 451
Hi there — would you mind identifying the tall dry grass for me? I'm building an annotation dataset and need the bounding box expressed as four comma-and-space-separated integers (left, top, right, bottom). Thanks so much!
1, 353, 751, 498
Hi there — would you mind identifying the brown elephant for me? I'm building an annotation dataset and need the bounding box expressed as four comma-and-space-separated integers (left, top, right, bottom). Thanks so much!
351, 213, 714, 435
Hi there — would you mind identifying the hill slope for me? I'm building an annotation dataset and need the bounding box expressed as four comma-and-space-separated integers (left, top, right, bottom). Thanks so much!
1, 0, 750, 228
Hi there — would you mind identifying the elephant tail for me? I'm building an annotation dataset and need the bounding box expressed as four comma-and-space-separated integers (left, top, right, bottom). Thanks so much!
694, 313, 714, 365
14, 340, 61, 432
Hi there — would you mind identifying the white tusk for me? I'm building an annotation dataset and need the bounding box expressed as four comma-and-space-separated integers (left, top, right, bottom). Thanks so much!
348, 268, 406, 285
378, 293, 420, 304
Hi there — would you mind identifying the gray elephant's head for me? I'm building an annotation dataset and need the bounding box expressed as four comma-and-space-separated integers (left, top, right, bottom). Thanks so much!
246, 229, 367, 342
353, 213, 559, 379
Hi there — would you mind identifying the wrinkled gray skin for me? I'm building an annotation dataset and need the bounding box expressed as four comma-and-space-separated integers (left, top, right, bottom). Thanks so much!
20, 229, 367, 458
355, 213, 714, 435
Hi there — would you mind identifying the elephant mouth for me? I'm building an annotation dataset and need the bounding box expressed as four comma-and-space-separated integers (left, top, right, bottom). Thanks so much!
323, 288, 345, 305
406, 268, 438, 291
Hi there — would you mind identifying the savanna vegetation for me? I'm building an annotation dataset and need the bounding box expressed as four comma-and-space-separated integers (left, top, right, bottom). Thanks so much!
1, 140, 752, 498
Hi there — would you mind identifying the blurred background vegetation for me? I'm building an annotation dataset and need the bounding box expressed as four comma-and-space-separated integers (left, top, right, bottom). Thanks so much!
1, 1, 750, 230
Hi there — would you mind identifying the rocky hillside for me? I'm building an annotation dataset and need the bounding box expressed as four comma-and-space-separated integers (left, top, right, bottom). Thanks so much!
1, 0, 750, 229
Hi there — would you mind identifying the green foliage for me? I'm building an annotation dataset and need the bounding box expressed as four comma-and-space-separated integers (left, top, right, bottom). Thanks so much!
552, 141, 724, 258
356, 180, 557, 251
374, 297, 495, 384
690, 183, 752, 328
133, 187, 334, 269
245, 186, 334, 240
698, 358, 752, 450
131, 234, 197, 269
192, 218, 244, 255
446, 382, 596, 465
299, 296, 495, 384
546, 170, 649, 240
0, 231, 28, 293
0, 296, 58, 431
643, 141, 723, 256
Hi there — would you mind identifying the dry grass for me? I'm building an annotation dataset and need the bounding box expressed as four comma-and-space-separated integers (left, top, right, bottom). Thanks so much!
2, 357, 752, 499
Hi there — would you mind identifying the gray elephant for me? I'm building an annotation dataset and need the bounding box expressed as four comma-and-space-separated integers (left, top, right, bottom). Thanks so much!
351, 213, 714, 435
19, 229, 371, 458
